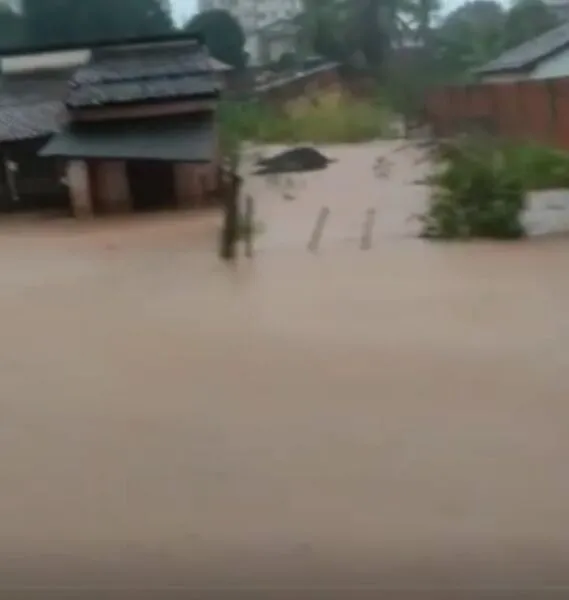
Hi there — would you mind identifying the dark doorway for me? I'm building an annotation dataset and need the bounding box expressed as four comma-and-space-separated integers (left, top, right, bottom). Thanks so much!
0, 140, 70, 215
127, 160, 176, 212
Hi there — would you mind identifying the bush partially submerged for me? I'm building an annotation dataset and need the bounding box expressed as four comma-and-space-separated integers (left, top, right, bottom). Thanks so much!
422, 137, 526, 239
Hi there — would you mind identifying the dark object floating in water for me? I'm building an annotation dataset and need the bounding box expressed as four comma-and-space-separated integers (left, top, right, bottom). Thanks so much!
254, 147, 335, 175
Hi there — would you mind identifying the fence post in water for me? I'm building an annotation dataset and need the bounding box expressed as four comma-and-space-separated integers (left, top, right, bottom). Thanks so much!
220, 171, 241, 261
361, 208, 376, 251
244, 194, 255, 258
308, 206, 330, 253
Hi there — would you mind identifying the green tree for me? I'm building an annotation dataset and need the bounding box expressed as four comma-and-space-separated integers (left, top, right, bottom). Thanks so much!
185, 9, 247, 68
435, 0, 506, 77
22, 0, 173, 47
298, 0, 441, 73
503, 0, 559, 49
430, 0, 558, 81
0, 6, 25, 50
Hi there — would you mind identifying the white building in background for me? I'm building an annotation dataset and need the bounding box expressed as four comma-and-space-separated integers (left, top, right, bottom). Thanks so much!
198, 0, 303, 64
198, 0, 302, 32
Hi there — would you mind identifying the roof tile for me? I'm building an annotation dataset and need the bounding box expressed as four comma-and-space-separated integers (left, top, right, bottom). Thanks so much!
67, 41, 220, 108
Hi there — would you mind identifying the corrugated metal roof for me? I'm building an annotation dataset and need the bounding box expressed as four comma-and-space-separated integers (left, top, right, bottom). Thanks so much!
39, 114, 215, 162
475, 21, 569, 74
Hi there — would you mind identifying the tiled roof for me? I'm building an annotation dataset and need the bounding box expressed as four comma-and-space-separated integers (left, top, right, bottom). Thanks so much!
0, 71, 69, 142
66, 74, 219, 108
66, 41, 221, 108
0, 101, 63, 142
41, 113, 216, 162
475, 21, 569, 74
0, 40, 220, 141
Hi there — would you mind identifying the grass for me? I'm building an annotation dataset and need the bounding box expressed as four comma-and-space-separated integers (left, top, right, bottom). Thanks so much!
218, 90, 396, 145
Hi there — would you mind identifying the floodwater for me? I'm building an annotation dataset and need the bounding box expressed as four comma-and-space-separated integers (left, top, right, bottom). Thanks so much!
2, 142, 569, 593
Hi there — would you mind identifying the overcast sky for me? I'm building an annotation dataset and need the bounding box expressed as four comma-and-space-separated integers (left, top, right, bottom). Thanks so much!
170, 0, 501, 25
171, 0, 196, 25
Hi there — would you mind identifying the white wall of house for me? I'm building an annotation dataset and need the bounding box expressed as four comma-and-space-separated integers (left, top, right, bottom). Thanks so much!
246, 30, 297, 65
265, 36, 296, 63
1, 50, 91, 74
531, 46, 569, 79
199, 0, 301, 32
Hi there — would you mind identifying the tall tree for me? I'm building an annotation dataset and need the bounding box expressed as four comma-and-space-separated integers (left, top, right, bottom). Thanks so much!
435, 0, 506, 76
0, 5, 25, 50
298, 0, 441, 73
431, 0, 558, 81
185, 9, 247, 68
22, 0, 173, 47
503, 0, 559, 49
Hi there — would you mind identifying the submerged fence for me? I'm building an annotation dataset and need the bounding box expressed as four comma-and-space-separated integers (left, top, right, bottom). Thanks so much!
425, 78, 569, 150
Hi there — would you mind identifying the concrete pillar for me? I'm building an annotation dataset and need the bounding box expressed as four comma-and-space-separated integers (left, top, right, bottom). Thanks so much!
96, 161, 131, 214
66, 160, 93, 219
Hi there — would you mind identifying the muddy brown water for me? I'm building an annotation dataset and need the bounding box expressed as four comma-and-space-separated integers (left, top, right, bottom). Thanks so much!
2, 144, 569, 593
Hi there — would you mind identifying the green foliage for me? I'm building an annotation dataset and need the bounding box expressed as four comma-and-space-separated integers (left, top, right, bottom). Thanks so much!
22, 0, 173, 47
430, 0, 560, 81
299, 0, 394, 71
501, 143, 569, 190
0, 6, 25, 50
503, 0, 558, 50
218, 91, 395, 144
422, 137, 526, 239
185, 9, 247, 69
433, 0, 506, 79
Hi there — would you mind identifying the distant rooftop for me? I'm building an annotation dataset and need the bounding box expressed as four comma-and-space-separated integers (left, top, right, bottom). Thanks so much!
474, 21, 569, 74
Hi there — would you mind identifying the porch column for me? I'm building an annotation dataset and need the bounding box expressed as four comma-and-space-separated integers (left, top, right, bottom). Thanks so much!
66, 160, 93, 219
96, 161, 131, 214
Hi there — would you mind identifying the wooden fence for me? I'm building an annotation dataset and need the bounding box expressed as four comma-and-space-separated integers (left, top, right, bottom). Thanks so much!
425, 78, 569, 150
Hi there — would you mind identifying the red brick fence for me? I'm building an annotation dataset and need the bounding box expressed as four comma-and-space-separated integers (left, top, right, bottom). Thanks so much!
425, 78, 569, 150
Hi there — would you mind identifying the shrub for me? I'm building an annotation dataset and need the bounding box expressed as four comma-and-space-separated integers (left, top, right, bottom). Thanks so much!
501, 142, 569, 190
218, 90, 395, 145
422, 137, 527, 239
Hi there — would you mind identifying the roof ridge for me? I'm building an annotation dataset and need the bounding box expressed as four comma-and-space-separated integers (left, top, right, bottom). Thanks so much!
475, 20, 569, 74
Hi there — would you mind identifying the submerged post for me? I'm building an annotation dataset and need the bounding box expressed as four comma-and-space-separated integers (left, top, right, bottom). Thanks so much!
244, 194, 255, 258
361, 208, 376, 250
308, 206, 330, 253
220, 170, 241, 261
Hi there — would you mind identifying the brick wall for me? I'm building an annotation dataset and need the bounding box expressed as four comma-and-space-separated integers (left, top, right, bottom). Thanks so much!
425, 79, 569, 148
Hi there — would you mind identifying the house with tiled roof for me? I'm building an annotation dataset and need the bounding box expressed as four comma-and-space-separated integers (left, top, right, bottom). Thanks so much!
0, 32, 226, 217
474, 21, 569, 82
